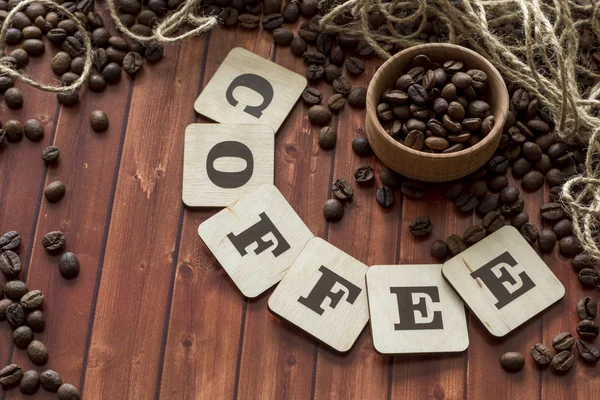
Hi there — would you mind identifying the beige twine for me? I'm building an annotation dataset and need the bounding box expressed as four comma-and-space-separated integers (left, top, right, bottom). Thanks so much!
0, 0, 217, 92
320, 0, 600, 261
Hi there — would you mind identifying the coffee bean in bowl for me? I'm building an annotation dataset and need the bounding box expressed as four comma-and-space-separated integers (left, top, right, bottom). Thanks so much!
366, 44, 508, 182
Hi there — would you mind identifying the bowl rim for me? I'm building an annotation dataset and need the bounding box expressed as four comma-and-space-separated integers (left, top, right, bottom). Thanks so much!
366, 43, 509, 159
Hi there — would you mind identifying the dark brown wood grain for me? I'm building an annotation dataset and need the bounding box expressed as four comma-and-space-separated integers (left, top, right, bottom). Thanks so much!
0, 9, 598, 400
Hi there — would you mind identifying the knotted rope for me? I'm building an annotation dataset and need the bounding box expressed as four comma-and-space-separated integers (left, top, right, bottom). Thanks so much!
0, 0, 218, 92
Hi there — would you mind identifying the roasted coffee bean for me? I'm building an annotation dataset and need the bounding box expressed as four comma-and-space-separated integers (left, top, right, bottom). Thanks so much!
578, 268, 600, 287
553, 219, 572, 239
404, 130, 424, 150
540, 203, 565, 221
549, 186, 562, 203
272, 28, 294, 46
501, 197, 524, 216
467, 180, 487, 198
407, 84, 427, 105
62, 36, 82, 58
511, 158, 532, 178
539, 230, 557, 252
13, 326, 33, 349
44, 181, 66, 203
6, 302, 25, 328
39, 370, 61, 391
425, 136, 449, 151
262, 13, 283, 30
560, 236, 583, 257
520, 222, 539, 244
102, 62, 121, 83
463, 224, 486, 244
27, 341, 48, 366
345, 57, 364, 75
332, 178, 354, 201
307, 105, 331, 125
318, 126, 336, 150
577, 319, 600, 339
41, 145, 59, 163
19, 370, 40, 395
4, 120, 23, 142
533, 154, 553, 175
376, 186, 394, 208
122, 52, 143, 75
572, 253, 595, 272
445, 183, 464, 200
300, 0, 318, 17
546, 169, 565, 188
58, 384, 80, 400
577, 296, 597, 320
576, 340, 600, 363
327, 93, 345, 112
282, 2, 299, 22
42, 231, 65, 251
5, 280, 28, 300
348, 88, 366, 108
333, 76, 352, 95
22, 39, 44, 56
237, 13, 259, 28
352, 137, 372, 156
547, 142, 568, 160
530, 343, 553, 367
476, 194, 498, 216
4, 87, 23, 109
20, 290, 43, 310
409, 216, 432, 237
468, 100, 489, 119
510, 211, 529, 230
447, 234, 467, 256
354, 165, 374, 184
379, 168, 402, 188
22, 120, 44, 142
431, 240, 448, 260
26, 310, 45, 332
550, 351, 574, 374
290, 36, 307, 55
302, 88, 322, 105
0, 250, 20, 278
553, 332, 575, 351
483, 211, 505, 233
401, 180, 425, 198
521, 171, 544, 191
522, 141, 542, 161
58, 252, 80, 280
0, 364, 23, 387
455, 193, 478, 212
0, 231, 21, 251
488, 176, 508, 193
57, 91, 79, 106
303, 51, 326, 66
500, 351, 524, 372
145, 43, 164, 63
511, 88, 530, 110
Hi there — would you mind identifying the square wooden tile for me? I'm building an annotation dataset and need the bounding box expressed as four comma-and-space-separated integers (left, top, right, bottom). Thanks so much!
194, 47, 307, 133
268, 238, 369, 352
442, 225, 565, 337
366, 264, 469, 354
198, 184, 313, 298
182, 123, 274, 207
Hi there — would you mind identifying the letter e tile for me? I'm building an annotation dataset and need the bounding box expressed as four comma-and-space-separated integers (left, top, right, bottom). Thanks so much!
268, 238, 369, 352
442, 226, 565, 337
366, 264, 468, 354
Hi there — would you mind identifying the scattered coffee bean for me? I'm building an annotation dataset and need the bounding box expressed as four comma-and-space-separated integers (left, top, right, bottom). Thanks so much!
521, 171, 544, 191
302, 87, 322, 105
482, 211, 505, 233
318, 127, 336, 150
42, 146, 60, 163
446, 234, 467, 256
538, 230, 557, 253
20, 290, 43, 310
13, 326, 34, 349
409, 216, 433, 237
4, 87, 23, 109
445, 183, 464, 200
6, 302, 25, 328
379, 167, 402, 188
553, 332, 575, 351
401, 180, 425, 198
530, 343, 553, 367
58, 252, 80, 280
42, 230, 65, 251
354, 165, 374, 184
552, 219, 573, 239
576, 340, 600, 363
520, 222, 539, 244
550, 351, 574, 374
27, 340, 48, 366
5, 280, 28, 300
476, 194, 498, 216
327, 93, 345, 112
455, 193, 478, 212
332, 178, 354, 201
90, 110, 109, 132
0, 251, 21, 278
578, 268, 600, 287
4, 120, 23, 142
376, 186, 394, 208
576, 319, 599, 339
44, 181, 66, 203
0, 299, 12, 321
58, 383, 81, 400
431, 240, 448, 260
307, 105, 331, 125
540, 203, 565, 221
0, 364, 23, 387
559, 236, 583, 257
352, 137, 372, 156
39, 369, 62, 392
576, 296, 597, 320
463, 224, 486, 244
26, 310, 45, 332
19, 370, 40, 395
348, 88, 366, 108
499, 351, 525, 372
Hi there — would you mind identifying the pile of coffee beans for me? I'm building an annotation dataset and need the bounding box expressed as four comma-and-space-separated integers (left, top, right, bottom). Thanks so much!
500, 295, 599, 374
0, 230, 80, 396
0, 0, 166, 108
376, 54, 493, 153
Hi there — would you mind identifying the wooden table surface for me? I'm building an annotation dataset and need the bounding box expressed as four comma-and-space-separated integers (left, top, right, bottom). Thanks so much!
1, 7, 599, 400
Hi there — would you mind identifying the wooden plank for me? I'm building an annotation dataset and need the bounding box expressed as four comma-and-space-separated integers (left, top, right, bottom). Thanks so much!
234, 31, 334, 399
390, 185, 470, 399
5, 71, 133, 400
0, 44, 59, 369
312, 57, 392, 399
465, 175, 542, 400
157, 27, 251, 400
540, 184, 599, 398
81, 35, 208, 399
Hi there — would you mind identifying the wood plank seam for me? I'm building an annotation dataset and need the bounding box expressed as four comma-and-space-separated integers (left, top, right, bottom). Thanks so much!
153, 33, 213, 400
77, 76, 136, 395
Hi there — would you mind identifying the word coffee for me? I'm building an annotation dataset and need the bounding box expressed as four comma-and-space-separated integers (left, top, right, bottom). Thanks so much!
183, 123, 274, 207
367, 264, 469, 354
198, 184, 313, 297
442, 226, 565, 337
268, 238, 369, 352
194, 47, 307, 133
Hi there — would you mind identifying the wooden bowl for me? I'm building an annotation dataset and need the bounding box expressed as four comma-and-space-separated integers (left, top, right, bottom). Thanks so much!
366, 44, 509, 182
